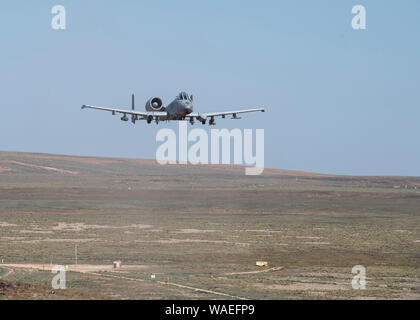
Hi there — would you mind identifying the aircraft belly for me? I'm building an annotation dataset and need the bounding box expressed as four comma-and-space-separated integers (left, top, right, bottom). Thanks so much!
167, 103, 187, 120
168, 111, 186, 120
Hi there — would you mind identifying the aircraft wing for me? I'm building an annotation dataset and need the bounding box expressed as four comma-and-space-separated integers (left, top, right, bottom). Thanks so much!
204, 108, 265, 118
185, 107, 264, 121
81, 105, 167, 119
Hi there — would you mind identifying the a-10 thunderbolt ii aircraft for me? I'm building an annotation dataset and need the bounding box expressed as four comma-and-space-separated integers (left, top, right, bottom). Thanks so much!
82, 91, 264, 125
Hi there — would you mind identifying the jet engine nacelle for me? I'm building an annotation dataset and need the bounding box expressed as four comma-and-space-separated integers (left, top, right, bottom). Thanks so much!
145, 97, 165, 112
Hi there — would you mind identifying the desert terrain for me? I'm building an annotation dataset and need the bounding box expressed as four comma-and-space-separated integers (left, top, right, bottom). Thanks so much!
0, 151, 419, 299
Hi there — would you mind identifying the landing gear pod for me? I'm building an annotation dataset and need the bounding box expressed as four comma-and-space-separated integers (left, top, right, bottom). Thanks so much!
197, 114, 207, 125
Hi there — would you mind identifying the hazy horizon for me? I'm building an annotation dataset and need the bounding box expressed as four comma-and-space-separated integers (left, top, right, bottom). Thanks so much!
1, 149, 419, 178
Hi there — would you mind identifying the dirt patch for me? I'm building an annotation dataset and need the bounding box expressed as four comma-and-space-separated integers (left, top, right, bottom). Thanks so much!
256, 282, 348, 291
0, 222, 18, 227
128, 224, 153, 229
19, 230, 54, 234
51, 222, 112, 231
279, 211, 375, 216
7, 161, 78, 175
0, 237, 26, 241
296, 236, 324, 239
241, 229, 283, 233
225, 266, 284, 275
303, 272, 351, 279
150, 239, 250, 246
0, 210, 117, 216
20, 238, 99, 244
303, 242, 331, 245
7, 153, 118, 166
49, 222, 153, 232
175, 229, 217, 234
1, 263, 149, 274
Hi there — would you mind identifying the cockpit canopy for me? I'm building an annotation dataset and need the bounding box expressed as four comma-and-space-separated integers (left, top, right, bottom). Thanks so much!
178, 92, 192, 101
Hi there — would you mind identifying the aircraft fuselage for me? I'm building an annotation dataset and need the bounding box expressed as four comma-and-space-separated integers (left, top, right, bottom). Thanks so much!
165, 93, 193, 120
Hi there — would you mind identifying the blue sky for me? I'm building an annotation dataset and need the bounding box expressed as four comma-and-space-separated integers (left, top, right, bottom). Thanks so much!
0, 0, 419, 175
